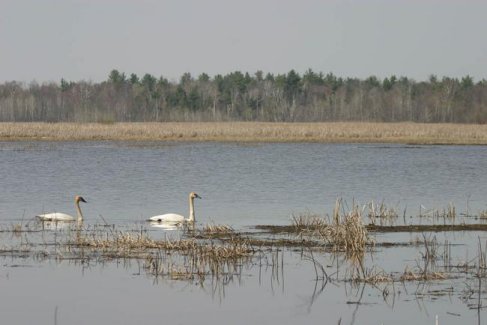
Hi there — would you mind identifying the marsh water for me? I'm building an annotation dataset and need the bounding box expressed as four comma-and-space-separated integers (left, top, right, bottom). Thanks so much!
1, 141, 487, 225
1, 141, 487, 324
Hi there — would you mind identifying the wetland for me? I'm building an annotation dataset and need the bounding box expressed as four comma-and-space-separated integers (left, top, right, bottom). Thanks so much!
1, 140, 487, 324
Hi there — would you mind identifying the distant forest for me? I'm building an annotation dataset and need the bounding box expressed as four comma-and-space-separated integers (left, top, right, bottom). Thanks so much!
1, 69, 486, 123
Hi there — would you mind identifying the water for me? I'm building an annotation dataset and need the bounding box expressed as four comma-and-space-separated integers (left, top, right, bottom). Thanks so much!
1, 141, 486, 226
1, 141, 487, 324
0, 242, 484, 325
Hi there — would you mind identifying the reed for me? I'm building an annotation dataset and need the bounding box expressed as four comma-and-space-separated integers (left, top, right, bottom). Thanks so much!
293, 199, 371, 254
292, 213, 327, 230
4, 221, 487, 290
322, 205, 369, 253
366, 200, 398, 220
143, 238, 253, 281
202, 224, 234, 234
399, 268, 447, 281
71, 231, 198, 251
418, 202, 457, 221
350, 266, 394, 284
1, 122, 487, 144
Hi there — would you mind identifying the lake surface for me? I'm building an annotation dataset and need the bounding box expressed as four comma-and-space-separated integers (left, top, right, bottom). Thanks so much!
1, 141, 487, 225
1, 141, 487, 325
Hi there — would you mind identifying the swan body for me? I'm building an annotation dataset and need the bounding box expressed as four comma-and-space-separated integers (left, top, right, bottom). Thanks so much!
150, 213, 186, 223
37, 196, 87, 222
37, 212, 76, 221
149, 192, 201, 224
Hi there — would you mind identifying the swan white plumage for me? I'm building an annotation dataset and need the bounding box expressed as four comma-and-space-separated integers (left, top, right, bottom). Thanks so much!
149, 192, 201, 224
36, 196, 87, 222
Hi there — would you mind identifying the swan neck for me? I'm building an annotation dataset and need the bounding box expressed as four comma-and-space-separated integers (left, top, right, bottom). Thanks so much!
75, 201, 84, 221
188, 196, 195, 222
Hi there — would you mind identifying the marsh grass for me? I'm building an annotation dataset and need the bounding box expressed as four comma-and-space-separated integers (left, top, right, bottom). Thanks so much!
366, 200, 399, 222
291, 213, 327, 229
70, 230, 198, 251
419, 202, 456, 220
2, 122, 487, 144
350, 266, 394, 284
143, 238, 253, 281
11, 224, 22, 236
399, 268, 448, 281
59, 227, 255, 282
291, 200, 371, 254
3, 217, 487, 291
399, 235, 449, 282
202, 224, 235, 238
347, 236, 450, 284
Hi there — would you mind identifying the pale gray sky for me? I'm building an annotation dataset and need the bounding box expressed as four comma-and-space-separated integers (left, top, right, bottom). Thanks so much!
1, 0, 486, 83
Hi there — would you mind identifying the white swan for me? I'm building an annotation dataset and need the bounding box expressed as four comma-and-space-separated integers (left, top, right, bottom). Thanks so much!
36, 196, 87, 222
149, 192, 201, 224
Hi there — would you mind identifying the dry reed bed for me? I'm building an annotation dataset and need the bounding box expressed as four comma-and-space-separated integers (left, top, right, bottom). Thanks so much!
2, 223, 487, 289
2, 201, 487, 286
1, 122, 487, 144
68, 230, 253, 259
291, 199, 370, 254
63, 229, 255, 281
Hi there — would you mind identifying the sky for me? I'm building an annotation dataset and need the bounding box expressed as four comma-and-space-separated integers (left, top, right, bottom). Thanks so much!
1, 0, 487, 83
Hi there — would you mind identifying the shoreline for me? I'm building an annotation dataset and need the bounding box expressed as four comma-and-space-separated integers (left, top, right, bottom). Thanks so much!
1, 122, 487, 145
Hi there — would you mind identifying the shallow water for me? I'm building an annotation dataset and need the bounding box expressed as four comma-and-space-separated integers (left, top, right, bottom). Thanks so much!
1, 141, 487, 324
1, 141, 486, 226
0, 242, 485, 325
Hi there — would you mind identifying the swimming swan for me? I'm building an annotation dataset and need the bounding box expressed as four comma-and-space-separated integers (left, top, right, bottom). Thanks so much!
36, 196, 87, 222
149, 192, 201, 224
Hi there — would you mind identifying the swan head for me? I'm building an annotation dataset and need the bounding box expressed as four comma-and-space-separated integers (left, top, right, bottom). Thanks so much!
75, 196, 87, 204
190, 192, 201, 200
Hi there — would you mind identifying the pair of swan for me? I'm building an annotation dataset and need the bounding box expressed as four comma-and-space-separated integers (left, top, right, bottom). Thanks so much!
36, 192, 201, 225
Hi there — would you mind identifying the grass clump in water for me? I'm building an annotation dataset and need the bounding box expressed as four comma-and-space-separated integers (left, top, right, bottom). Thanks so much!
366, 200, 399, 222
293, 199, 371, 254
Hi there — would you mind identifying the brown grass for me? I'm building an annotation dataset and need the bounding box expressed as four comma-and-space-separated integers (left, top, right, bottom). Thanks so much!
366, 200, 399, 220
400, 268, 448, 281
291, 200, 371, 254
202, 224, 234, 234
1, 122, 487, 144
291, 214, 327, 229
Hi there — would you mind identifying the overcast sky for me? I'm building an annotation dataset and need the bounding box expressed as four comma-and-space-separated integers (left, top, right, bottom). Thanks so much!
1, 0, 486, 83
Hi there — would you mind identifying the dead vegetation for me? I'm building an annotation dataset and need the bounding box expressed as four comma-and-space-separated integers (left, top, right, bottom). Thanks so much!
202, 224, 234, 234
258, 223, 487, 234
290, 199, 371, 254
366, 200, 400, 226
2, 206, 487, 293
419, 202, 456, 220
2, 122, 487, 144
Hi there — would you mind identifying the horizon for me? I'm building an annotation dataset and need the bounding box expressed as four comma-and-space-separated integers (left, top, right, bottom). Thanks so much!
1, 68, 484, 86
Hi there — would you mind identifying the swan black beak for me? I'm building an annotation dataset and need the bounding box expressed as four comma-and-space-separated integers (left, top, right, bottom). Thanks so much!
80, 197, 87, 203
195, 194, 202, 199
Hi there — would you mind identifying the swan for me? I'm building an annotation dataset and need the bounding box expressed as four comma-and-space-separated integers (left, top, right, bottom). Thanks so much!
36, 196, 87, 222
149, 192, 201, 224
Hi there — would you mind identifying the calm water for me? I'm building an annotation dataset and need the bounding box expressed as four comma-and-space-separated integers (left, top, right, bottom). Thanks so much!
1, 141, 487, 226
1, 141, 487, 325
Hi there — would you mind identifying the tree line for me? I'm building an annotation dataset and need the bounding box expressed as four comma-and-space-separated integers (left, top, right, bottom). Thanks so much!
0, 69, 486, 123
